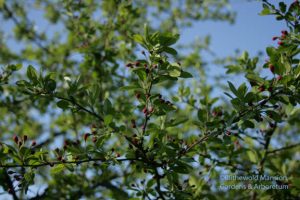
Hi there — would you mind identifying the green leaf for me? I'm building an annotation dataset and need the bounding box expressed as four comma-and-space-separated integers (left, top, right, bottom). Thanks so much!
197, 109, 207, 122
27, 65, 39, 84
180, 71, 193, 78
44, 79, 56, 92
132, 34, 145, 45
241, 120, 255, 129
259, 7, 271, 16
168, 65, 181, 77
7, 64, 22, 71
104, 114, 113, 125
119, 85, 141, 91
247, 150, 257, 163
51, 164, 65, 174
237, 83, 247, 99
279, 2, 286, 13
246, 73, 265, 85
144, 23, 150, 42
158, 33, 180, 46
227, 81, 239, 97
104, 98, 112, 114
163, 47, 177, 55
57, 100, 70, 110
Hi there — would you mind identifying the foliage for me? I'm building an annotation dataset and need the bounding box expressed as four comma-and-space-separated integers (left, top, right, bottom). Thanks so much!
0, 0, 299, 199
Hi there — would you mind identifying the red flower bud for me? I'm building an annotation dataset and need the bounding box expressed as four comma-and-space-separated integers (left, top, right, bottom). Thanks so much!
225, 131, 231, 136
135, 93, 141, 99
135, 61, 140, 67
278, 41, 284, 46
269, 64, 275, 73
126, 63, 133, 68
272, 36, 278, 41
131, 119, 136, 128
268, 87, 273, 92
277, 75, 283, 81
31, 140, 36, 147
13, 136, 19, 144
23, 135, 28, 142
84, 133, 90, 142
142, 107, 148, 114
258, 85, 265, 92
281, 30, 288, 35
92, 136, 97, 143
116, 153, 121, 157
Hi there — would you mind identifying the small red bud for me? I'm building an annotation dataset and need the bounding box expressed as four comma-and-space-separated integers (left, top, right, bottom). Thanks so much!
31, 140, 36, 147
13, 135, 19, 144
272, 36, 278, 41
278, 41, 284, 46
116, 153, 121, 157
142, 107, 148, 114
135, 61, 140, 67
126, 63, 133, 68
135, 93, 141, 99
268, 87, 273, 92
225, 131, 231, 136
212, 111, 218, 117
57, 156, 62, 161
131, 119, 136, 128
23, 135, 28, 142
92, 136, 97, 143
258, 85, 265, 92
111, 148, 115, 152
281, 30, 288, 35
84, 133, 89, 142
269, 64, 275, 73
277, 75, 283, 81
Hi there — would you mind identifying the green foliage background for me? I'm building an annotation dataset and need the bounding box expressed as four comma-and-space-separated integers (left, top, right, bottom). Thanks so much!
0, 0, 299, 199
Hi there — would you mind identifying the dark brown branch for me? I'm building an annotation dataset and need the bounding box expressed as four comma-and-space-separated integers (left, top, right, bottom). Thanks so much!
155, 169, 165, 200
0, 158, 137, 169
53, 94, 104, 121
3, 170, 19, 200
267, 142, 300, 154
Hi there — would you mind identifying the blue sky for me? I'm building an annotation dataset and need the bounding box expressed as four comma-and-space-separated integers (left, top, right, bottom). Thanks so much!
181, 0, 288, 58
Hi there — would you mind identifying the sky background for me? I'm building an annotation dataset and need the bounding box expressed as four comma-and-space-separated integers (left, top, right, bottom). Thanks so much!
181, 0, 288, 58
